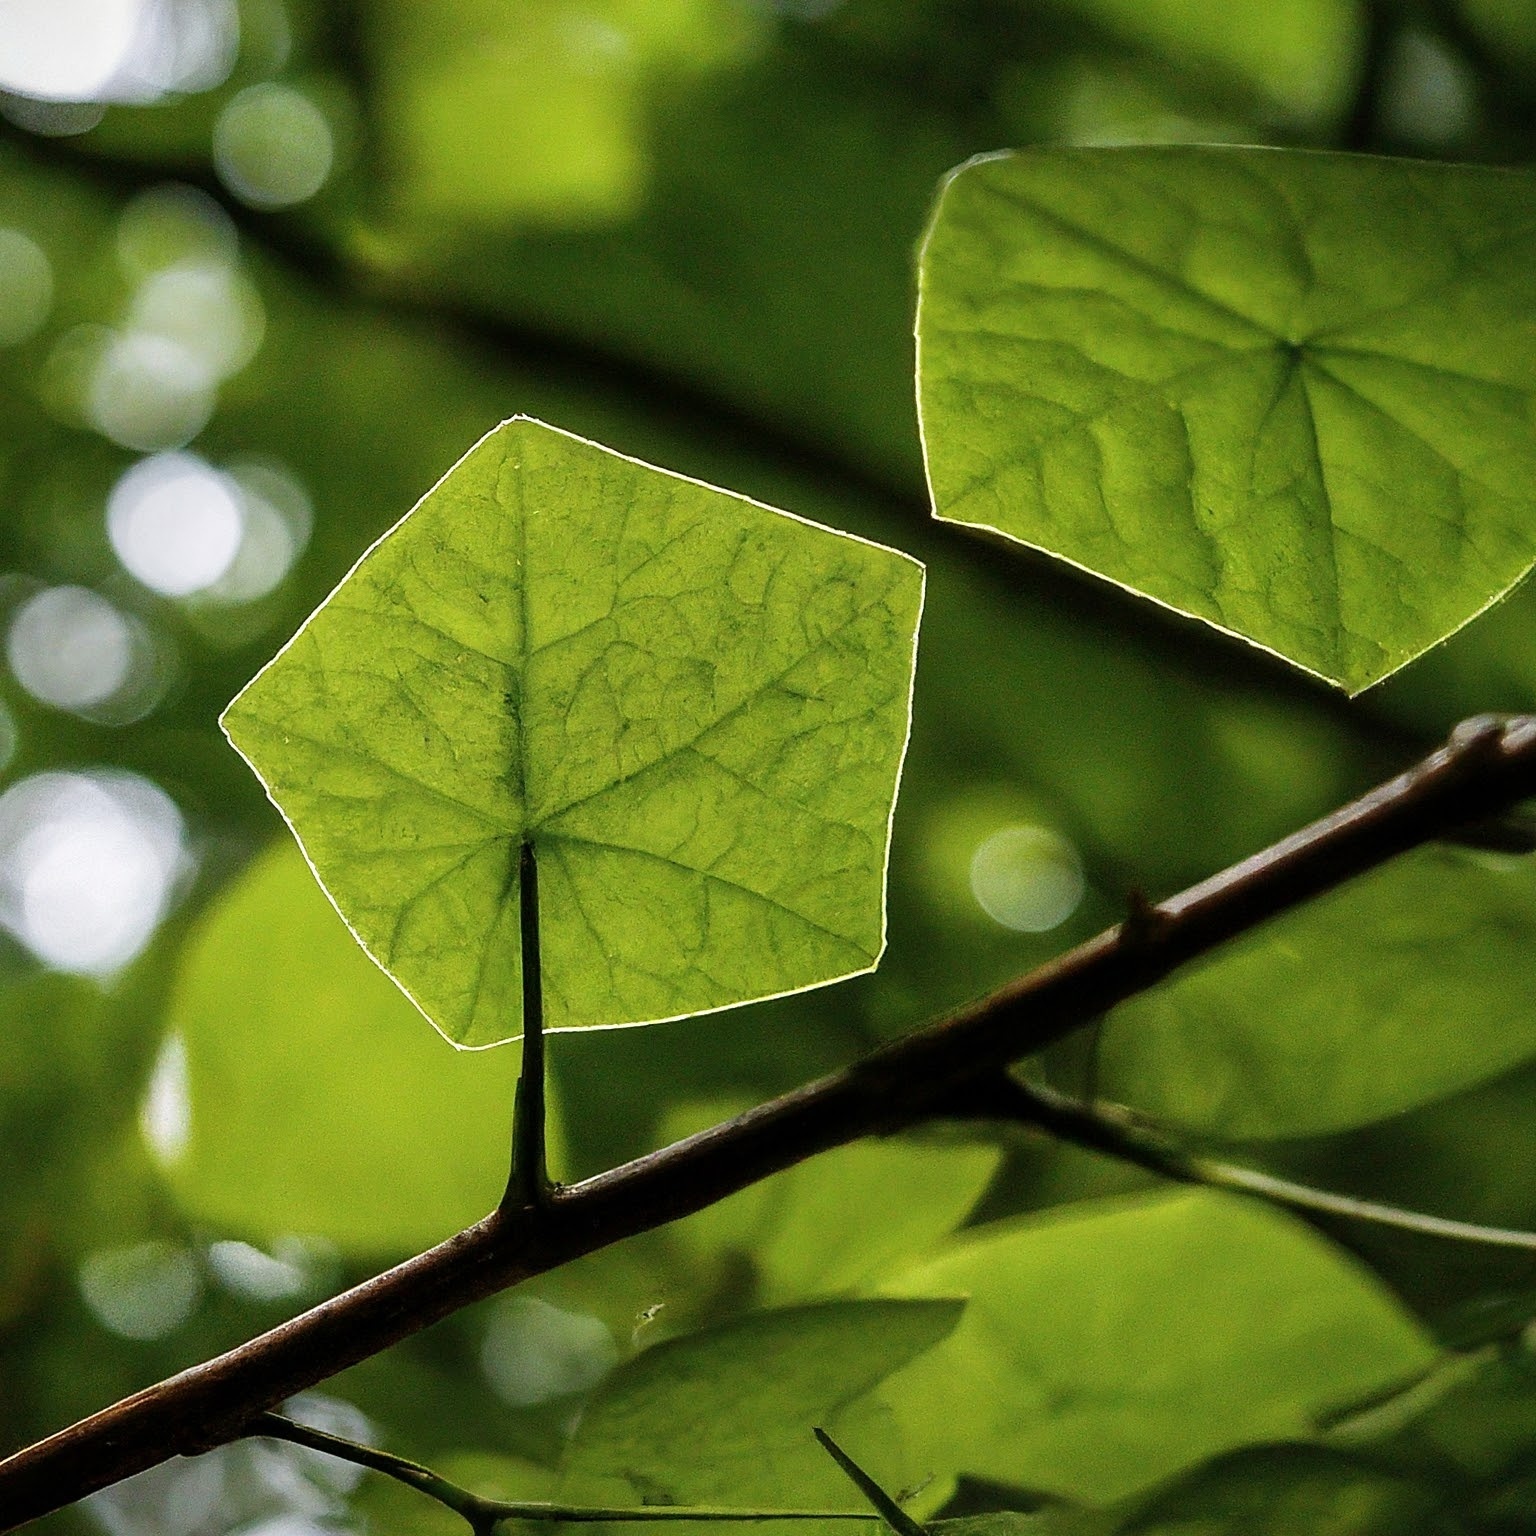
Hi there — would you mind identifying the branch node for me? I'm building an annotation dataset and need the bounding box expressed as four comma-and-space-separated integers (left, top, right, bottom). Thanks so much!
1448, 712, 1510, 761
1118, 887, 1173, 955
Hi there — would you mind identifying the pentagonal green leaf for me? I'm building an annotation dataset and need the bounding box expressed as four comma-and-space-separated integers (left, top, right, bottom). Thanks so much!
918, 147, 1536, 692
877, 1191, 1435, 1502
221, 417, 924, 1045
1097, 846, 1536, 1139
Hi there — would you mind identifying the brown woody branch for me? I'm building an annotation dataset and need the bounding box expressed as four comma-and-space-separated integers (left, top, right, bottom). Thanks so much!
2, 712, 1534, 1531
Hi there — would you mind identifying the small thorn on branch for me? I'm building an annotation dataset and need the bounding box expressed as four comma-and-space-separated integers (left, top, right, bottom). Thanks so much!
1447, 711, 1512, 763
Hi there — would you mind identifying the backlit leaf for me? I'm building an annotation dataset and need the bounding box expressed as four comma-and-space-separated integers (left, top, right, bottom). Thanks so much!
158, 841, 541, 1253
918, 146, 1536, 692
222, 418, 924, 1045
560, 1299, 961, 1517
664, 1117, 1002, 1306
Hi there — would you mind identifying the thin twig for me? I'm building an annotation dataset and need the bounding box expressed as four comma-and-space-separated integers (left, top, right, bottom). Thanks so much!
952, 1073, 1536, 1251
245, 1414, 485, 1531
506, 840, 551, 1208
1196, 1161, 1536, 1249
248, 1413, 877, 1536
4, 714, 1536, 1531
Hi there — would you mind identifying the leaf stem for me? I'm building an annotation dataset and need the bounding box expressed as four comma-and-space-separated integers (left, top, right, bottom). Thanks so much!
6, 714, 1536, 1531
244, 1412, 878, 1536
507, 838, 550, 1208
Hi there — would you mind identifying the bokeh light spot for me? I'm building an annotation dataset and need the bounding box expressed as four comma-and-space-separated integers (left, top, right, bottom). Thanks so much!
481, 1296, 618, 1407
140, 1031, 190, 1164
87, 330, 215, 451
279, 1395, 374, 1495
84, 1393, 365, 1535
209, 458, 312, 602
969, 824, 1085, 933
7, 585, 132, 709
0, 228, 54, 346
1381, 27, 1477, 147
213, 83, 334, 210
0, 0, 237, 105
117, 183, 237, 278
0, 0, 142, 101
0, 769, 187, 974
0, 96, 106, 135
206, 1239, 307, 1302
77, 1239, 201, 1341
108, 452, 245, 596
84, 1451, 225, 1536
130, 260, 264, 380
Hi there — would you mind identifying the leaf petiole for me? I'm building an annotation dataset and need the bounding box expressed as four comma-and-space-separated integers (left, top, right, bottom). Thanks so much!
505, 838, 550, 1208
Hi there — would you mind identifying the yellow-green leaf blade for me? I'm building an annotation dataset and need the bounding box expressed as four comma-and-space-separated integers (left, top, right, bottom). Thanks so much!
222, 417, 923, 1044
918, 146, 1536, 692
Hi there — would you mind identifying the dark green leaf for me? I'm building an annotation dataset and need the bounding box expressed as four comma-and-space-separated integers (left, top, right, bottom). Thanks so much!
1098, 845, 1536, 1138
1120, 1444, 1458, 1535
877, 1191, 1435, 1501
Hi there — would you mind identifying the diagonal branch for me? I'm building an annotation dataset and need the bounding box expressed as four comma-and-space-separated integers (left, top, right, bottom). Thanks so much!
2, 712, 1535, 1531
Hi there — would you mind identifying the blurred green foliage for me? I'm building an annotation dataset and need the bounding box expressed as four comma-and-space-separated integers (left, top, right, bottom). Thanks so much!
4, 2, 1536, 1533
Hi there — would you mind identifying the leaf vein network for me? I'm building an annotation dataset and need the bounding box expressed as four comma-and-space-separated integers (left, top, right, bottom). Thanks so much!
542, 831, 871, 955
529, 595, 894, 828
972, 172, 1275, 344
